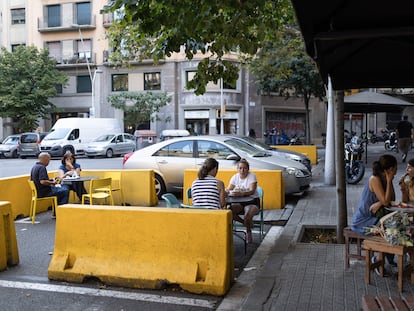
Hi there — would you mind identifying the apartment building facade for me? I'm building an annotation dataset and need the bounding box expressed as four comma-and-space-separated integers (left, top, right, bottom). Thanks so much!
1, 0, 328, 144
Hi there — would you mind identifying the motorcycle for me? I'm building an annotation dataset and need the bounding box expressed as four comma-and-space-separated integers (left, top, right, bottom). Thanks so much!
345, 135, 365, 184
384, 131, 398, 152
368, 130, 386, 144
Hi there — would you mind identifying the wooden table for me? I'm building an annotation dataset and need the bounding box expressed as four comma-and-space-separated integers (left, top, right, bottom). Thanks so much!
363, 236, 414, 292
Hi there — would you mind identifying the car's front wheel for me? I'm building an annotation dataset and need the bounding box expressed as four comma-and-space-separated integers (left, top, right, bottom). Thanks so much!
154, 174, 166, 199
106, 149, 114, 158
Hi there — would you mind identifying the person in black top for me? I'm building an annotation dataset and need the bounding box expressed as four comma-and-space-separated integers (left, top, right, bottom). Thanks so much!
396, 115, 414, 163
30, 152, 70, 214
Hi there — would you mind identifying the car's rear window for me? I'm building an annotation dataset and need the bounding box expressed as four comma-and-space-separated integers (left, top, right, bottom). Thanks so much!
21, 134, 38, 143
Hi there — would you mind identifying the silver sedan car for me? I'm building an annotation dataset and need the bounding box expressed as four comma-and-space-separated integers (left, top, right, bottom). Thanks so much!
86, 133, 136, 158
0, 134, 21, 158
123, 135, 312, 198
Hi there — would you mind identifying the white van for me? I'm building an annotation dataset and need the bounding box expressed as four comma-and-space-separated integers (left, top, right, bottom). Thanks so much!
40, 118, 122, 157
159, 129, 190, 141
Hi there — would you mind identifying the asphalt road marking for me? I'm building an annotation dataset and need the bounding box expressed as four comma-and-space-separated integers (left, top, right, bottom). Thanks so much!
0, 280, 217, 309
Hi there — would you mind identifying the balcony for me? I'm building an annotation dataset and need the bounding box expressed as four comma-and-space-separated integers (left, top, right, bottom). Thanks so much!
38, 15, 96, 32
54, 52, 96, 67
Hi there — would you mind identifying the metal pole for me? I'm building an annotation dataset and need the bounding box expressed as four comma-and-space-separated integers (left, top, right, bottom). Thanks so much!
74, 24, 94, 118
220, 78, 224, 134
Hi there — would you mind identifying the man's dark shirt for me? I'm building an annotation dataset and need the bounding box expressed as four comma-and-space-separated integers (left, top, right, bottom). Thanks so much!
396, 120, 413, 138
30, 162, 52, 197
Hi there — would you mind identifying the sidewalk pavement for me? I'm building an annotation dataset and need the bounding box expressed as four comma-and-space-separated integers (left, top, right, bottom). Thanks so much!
218, 145, 414, 311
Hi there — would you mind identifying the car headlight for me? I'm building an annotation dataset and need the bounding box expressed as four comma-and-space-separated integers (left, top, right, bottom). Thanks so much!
286, 167, 306, 177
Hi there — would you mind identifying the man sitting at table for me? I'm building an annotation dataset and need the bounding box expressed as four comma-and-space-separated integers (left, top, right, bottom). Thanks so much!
30, 152, 70, 217
226, 158, 260, 244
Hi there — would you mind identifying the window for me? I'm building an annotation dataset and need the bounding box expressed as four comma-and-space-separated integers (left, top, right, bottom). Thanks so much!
186, 71, 196, 87
46, 41, 62, 63
186, 70, 237, 90
197, 140, 234, 159
112, 74, 128, 91
155, 141, 194, 158
11, 8, 25, 24
55, 84, 63, 94
144, 72, 161, 90
11, 44, 25, 52
47, 5, 61, 27
76, 2, 91, 25
77, 76, 91, 93
76, 39, 91, 62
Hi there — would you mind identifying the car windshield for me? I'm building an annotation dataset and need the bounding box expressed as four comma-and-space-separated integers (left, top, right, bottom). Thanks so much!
44, 128, 70, 140
224, 138, 269, 157
94, 135, 115, 142
241, 136, 273, 150
3, 136, 19, 144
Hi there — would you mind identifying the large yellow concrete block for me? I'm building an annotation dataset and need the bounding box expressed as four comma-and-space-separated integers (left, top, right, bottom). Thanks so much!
183, 169, 285, 209
272, 145, 318, 165
48, 205, 234, 296
0, 201, 19, 271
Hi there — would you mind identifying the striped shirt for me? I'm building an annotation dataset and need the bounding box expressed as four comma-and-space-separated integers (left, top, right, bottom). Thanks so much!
191, 175, 221, 209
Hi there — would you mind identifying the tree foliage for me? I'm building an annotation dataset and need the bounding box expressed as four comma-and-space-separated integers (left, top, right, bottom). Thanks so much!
250, 26, 326, 143
108, 91, 172, 130
0, 46, 68, 132
103, 0, 293, 94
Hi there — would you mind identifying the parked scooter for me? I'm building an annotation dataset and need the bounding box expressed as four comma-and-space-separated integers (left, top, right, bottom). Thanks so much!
384, 131, 398, 152
368, 130, 386, 144
289, 134, 304, 145
345, 135, 365, 184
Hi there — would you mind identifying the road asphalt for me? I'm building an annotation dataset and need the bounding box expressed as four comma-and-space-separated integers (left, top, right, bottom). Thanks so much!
218, 144, 414, 311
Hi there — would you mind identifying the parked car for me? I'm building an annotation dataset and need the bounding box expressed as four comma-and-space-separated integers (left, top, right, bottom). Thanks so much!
123, 135, 312, 198
0, 134, 21, 158
18, 132, 49, 158
85, 133, 136, 158
234, 136, 312, 172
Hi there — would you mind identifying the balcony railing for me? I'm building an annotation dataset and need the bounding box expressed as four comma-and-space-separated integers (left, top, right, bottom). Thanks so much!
54, 52, 96, 66
38, 15, 96, 32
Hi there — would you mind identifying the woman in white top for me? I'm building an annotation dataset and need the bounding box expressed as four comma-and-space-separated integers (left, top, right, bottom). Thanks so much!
227, 158, 260, 243
191, 158, 226, 209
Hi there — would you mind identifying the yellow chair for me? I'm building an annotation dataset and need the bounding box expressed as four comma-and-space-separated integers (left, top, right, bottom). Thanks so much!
27, 180, 57, 224
101, 172, 125, 205
82, 177, 114, 205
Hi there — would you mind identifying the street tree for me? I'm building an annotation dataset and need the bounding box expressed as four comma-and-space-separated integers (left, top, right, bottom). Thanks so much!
103, 0, 293, 95
108, 91, 172, 130
250, 27, 326, 144
0, 45, 68, 132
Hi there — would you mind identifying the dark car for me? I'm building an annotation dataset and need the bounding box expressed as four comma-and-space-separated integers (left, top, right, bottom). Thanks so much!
18, 132, 49, 158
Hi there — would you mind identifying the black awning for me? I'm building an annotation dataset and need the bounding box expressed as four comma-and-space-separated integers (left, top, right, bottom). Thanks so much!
291, 0, 414, 89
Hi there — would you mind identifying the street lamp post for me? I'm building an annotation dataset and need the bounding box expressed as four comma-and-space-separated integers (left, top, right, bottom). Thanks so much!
72, 24, 98, 118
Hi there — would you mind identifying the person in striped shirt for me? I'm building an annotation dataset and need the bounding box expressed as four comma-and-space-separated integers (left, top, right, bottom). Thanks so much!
191, 158, 226, 209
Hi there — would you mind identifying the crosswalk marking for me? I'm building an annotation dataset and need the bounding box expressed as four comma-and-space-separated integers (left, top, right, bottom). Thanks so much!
0, 280, 217, 309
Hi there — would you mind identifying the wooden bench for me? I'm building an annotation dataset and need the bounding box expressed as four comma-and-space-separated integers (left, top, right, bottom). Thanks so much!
344, 226, 369, 268
363, 236, 414, 292
362, 295, 414, 311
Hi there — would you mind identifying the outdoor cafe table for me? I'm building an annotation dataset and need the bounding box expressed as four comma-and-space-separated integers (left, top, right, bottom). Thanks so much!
60, 176, 99, 185
226, 195, 257, 205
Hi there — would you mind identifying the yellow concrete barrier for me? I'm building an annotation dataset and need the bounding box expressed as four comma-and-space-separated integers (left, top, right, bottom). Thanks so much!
81, 169, 158, 206
48, 204, 234, 296
272, 145, 318, 165
183, 169, 285, 209
0, 202, 19, 271
0, 170, 158, 220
